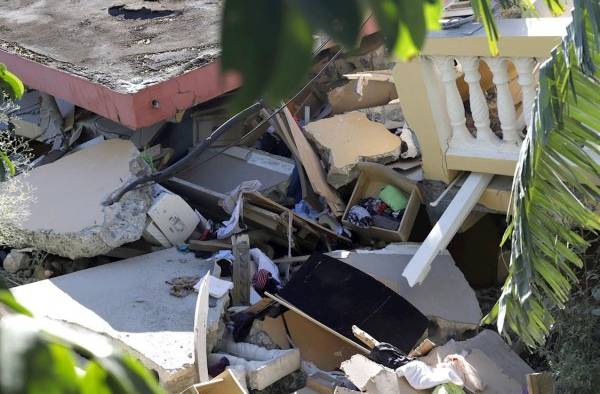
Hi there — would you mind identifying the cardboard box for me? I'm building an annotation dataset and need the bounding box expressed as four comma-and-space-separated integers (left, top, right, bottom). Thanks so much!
342, 163, 422, 242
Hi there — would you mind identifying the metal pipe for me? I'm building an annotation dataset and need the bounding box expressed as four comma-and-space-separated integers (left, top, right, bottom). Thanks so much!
103, 100, 263, 205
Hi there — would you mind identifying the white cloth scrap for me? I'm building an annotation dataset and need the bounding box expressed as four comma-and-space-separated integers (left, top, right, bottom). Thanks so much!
194, 275, 234, 298
396, 360, 463, 390
217, 181, 262, 239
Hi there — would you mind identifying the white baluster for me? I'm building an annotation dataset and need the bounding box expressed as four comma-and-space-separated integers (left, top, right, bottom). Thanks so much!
484, 57, 521, 144
458, 56, 499, 144
433, 56, 474, 146
513, 57, 537, 135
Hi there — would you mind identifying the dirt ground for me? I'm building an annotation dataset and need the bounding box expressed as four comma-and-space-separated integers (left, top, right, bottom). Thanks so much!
0, 1, 222, 93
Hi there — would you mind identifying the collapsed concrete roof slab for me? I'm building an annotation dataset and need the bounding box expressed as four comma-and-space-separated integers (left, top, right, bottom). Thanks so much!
0, 1, 240, 129
0, 139, 151, 259
420, 330, 533, 393
304, 112, 402, 188
328, 243, 482, 330
10, 248, 219, 393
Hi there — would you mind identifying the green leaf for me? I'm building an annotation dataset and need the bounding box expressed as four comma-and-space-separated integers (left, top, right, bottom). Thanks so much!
470, 0, 499, 56
0, 289, 33, 316
424, 0, 443, 31
367, 0, 400, 48
0, 317, 79, 394
0, 150, 16, 177
486, 0, 600, 347
91, 355, 162, 394
545, 0, 566, 16
0, 63, 25, 100
433, 382, 466, 394
221, 0, 284, 109
394, 1, 428, 61
264, 3, 314, 105
288, 0, 363, 48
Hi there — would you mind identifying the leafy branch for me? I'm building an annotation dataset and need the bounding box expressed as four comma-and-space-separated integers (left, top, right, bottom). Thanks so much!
0, 288, 165, 394
220, 0, 564, 110
483, 0, 600, 346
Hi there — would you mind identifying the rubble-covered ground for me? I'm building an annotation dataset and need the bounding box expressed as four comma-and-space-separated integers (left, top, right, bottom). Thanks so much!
1, 20, 596, 394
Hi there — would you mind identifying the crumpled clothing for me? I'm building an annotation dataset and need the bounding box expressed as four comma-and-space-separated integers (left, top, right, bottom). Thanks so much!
360, 197, 388, 216
369, 342, 413, 370
293, 200, 323, 220
216, 197, 245, 239
252, 269, 281, 296
221, 180, 262, 215
208, 356, 230, 377
396, 360, 463, 390
252, 269, 272, 292
231, 311, 256, 343
250, 248, 280, 282
213, 250, 234, 277
217, 180, 262, 239
440, 354, 484, 393
248, 248, 281, 304
347, 205, 373, 228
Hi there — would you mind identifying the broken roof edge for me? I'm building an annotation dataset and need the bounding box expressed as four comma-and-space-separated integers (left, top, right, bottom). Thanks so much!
0, 49, 241, 129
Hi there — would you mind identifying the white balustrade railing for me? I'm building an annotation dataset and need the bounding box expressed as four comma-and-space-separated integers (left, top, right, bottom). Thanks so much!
392, 17, 569, 181
430, 55, 537, 153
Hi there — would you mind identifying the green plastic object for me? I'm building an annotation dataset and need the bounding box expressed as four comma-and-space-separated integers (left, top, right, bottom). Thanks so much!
379, 184, 408, 212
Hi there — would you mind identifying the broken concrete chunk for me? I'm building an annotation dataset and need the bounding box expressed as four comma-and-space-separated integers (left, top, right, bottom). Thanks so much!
329, 78, 398, 114
340, 354, 425, 394
419, 330, 533, 394
9, 248, 214, 393
304, 112, 402, 188
0, 139, 152, 259
180, 369, 247, 394
213, 340, 301, 390
329, 243, 482, 332
358, 101, 405, 130
2, 250, 32, 273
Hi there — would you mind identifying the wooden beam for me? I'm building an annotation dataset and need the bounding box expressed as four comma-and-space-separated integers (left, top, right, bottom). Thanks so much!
188, 240, 232, 253
193, 273, 210, 383
402, 172, 494, 286
231, 234, 251, 306
527, 372, 555, 394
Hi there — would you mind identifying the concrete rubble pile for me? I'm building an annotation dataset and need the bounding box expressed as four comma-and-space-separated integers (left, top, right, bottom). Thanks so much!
1, 10, 541, 393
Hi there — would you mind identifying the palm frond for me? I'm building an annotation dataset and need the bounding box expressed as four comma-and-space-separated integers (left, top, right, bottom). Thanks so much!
483, 0, 600, 347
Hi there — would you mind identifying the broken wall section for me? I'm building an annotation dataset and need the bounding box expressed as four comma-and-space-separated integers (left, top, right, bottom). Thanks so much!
0, 140, 152, 259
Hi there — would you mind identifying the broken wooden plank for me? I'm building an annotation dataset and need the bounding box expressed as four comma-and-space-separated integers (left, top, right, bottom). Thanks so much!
188, 240, 232, 253
282, 107, 345, 216
266, 292, 369, 357
527, 373, 555, 394
244, 192, 351, 244
231, 234, 251, 306
352, 325, 379, 349
402, 172, 494, 286
194, 273, 210, 383
180, 369, 247, 394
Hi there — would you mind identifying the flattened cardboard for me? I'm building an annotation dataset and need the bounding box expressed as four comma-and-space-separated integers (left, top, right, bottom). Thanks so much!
282, 107, 345, 216
274, 253, 429, 353
180, 369, 246, 394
